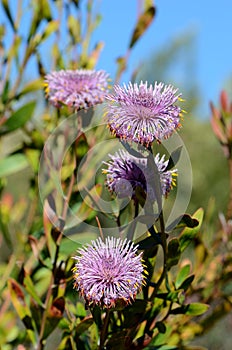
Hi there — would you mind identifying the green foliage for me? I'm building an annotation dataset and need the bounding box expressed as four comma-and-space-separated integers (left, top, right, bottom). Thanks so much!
0, 154, 29, 177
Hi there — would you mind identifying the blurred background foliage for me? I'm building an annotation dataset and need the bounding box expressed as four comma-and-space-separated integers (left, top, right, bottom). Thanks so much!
0, 0, 232, 349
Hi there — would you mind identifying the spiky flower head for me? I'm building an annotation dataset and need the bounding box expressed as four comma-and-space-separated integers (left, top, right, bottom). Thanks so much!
103, 149, 177, 201
44, 69, 109, 110
73, 236, 146, 309
105, 81, 183, 146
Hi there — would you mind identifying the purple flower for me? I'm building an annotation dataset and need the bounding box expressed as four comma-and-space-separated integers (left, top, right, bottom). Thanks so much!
105, 81, 183, 146
103, 150, 177, 201
154, 153, 178, 198
73, 236, 146, 309
44, 69, 109, 110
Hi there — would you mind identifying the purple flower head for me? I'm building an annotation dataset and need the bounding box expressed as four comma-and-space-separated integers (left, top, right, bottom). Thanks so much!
103, 149, 177, 201
105, 81, 183, 146
73, 236, 146, 309
44, 69, 109, 110
154, 153, 178, 197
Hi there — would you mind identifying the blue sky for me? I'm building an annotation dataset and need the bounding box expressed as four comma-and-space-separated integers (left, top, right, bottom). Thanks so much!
1, 0, 232, 118
92, 0, 232, 117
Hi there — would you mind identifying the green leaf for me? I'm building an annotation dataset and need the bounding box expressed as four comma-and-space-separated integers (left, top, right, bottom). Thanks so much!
167, 238, 181, 269
115, 56, 127, 81
60, 237, 81, 256
59, 318, 70, 331
105, 331, 128, 350
43, 297, 65, 340
179, 208, 204, 252
166, 213, 199, 231
8, 279, 37, 345
180, 214, 200, 228
156, 321, 166, 334
137, 235, 161, 250
165, 146, 182, 171
24, 274, 44, 307
1, 80, 10, 104
91, 306, 102, 329
8, 279, 26, 319
2, 0, 16, 32
177, 275, 195, 291
68, 15, 81, 43
40, 0, 52, 20
42, 20, 59, 40
156, 291, 180, 302
76, 316, 94, 336
185, 303, 209, 316
122, 300, 149, 328
28, 0, 52, 40
25, 149, 40, 172
16, 79, 43, 99
175, 264, 191, 289
2, 101, 36, 133
27, 13, 41, 42
129, 5, 156, 48
0, 154, 29, 177
170, 303, 209, 316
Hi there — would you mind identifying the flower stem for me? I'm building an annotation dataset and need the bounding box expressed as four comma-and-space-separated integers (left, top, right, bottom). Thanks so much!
127, 199, 139, 241
99, 310, 110, 349
149, 209, 168, 300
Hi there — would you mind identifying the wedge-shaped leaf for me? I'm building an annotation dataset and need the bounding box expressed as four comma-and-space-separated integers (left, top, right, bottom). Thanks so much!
115, 56, 127, 81
165, 146, 182, 171
2, 101, 36, 133
120, 140, 147, 158
137, 234, 161, 250
136, 214, 158, 226
8, 279, 36, 345
155, 321, 166, 334
179, 208, 204, 252
166, 213, 199, 231
25, 149, 40, 172
1, 80, 10, 103
43, 297, 65, 340
8, 279, 26, 317
24, 274, 44, 307
170, 302, 209, 316
91, 306, 102, 329
129, 5, 156, 48
167, 238, 181, 269
76, 316, 94, 336
175, 264, 191, 289
126, 299, 149, 313
60, 237, 81, 256
68, 15, 81, 43
28, 0, 51, 39
17, 79, 43, 98
185, 302, 209, 316
156, 290, 180, 302
178, 275, 195, 291
49, 297, 65, 318
122, 299, 150, 328
0, 154, 29, 177
42, 20, 59, 40
76, 184, 102, 220
40, 0, 52, 20
105, 331, 128, 350
2, 0, 16, 32
59, 318, 70, 331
